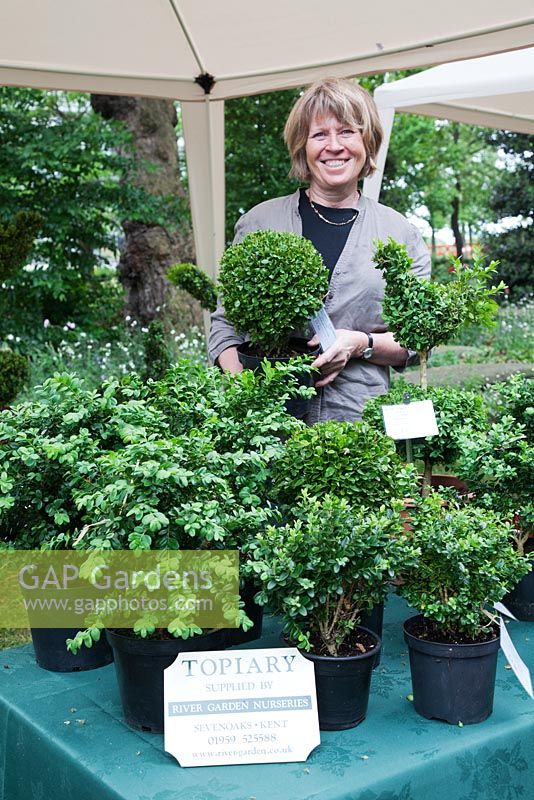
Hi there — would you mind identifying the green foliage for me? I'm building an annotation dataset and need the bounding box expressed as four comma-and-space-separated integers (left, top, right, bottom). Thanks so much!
374, 238, 505, 387
272, 419, 419, 509
225, 89, 301, 242
398, 493, 532, 638
0, 88, 185, 327
0, 212, 42, 281
243, 493, 411, 656
167, 263, 218, 312
363, 381, 487, 482
0, 361, 302, 553
0, 350, 29, 406
142, 320, 171, 382
456, 416, 534, 544
453, 296, 534, 363
486, 373, 534, 443
482, 132, 534, 299
218, 230, 328, 353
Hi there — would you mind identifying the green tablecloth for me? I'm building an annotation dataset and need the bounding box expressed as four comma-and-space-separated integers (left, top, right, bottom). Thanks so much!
1, 595, 534, 800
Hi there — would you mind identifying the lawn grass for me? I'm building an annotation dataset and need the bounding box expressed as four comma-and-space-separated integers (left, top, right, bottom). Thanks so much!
0, 628, 31, 651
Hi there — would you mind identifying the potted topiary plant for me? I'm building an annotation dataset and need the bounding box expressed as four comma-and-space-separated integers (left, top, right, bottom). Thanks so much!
243, 492, 413, 730
217, 229, 329, 417
64, 360, 302, 731
271, 418, 420, 656
373, 239, 505, 389
456, 415, 534, 620
363, 379, 488, 495
398, 492, 532, 724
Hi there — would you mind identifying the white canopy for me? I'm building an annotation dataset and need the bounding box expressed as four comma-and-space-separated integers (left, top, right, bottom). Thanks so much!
1, 0, 534, 276
364, 47, 534, 201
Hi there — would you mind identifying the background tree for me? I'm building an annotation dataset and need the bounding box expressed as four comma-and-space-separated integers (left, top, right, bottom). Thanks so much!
90, 95, 198, 325
481, 131, 534, 298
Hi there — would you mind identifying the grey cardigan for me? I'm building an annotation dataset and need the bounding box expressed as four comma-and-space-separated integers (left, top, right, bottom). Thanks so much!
209, 189, 430, 422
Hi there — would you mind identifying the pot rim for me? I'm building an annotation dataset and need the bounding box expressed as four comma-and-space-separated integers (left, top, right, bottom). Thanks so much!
283, 625, 381, 663
403, 614, 500, 658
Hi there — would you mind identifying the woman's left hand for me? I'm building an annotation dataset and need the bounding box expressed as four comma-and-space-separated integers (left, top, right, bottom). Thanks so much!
309, 329, 368, 387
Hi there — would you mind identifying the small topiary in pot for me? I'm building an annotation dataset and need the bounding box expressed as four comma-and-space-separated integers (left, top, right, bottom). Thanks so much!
167, 262, 218, 313
398, 492, 533, 724
244, 492, 413, 729
218, 229, 328, 358
272, 418, 419, 511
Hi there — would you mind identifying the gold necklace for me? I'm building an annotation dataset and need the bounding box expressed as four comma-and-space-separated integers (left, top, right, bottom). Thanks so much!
307, 193, 359, 227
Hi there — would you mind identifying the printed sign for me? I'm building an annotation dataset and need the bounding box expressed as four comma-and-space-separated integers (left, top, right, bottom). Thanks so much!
309, 307, 337, 352
381, 399, 439, 441
164, 648, 320, 767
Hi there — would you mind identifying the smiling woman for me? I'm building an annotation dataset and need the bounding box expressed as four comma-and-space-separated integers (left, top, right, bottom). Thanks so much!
209, 78, 431, 422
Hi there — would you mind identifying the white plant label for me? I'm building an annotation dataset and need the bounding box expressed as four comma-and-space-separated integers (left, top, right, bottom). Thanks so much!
164, 648, 320, 767
309, 307, 337, 352
494, 602, 534, 699
381, 399, 439, 441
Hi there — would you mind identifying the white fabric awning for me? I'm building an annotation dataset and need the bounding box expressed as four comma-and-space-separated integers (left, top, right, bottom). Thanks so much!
364, 48, 534, 200
2, 1, 534, 276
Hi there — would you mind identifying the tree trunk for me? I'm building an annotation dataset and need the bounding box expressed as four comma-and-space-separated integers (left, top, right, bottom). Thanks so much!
90, 94, 200, 326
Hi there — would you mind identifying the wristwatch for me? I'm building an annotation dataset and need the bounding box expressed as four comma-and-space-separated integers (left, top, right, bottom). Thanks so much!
362, 333, 374, 360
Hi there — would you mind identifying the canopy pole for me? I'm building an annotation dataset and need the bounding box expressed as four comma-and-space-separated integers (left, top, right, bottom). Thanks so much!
181, 98, 225, 339
362, 106, 395, 201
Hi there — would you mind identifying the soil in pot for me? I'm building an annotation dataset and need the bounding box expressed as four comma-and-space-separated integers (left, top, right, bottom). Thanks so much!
31, 627, 113, 672
106, 628, 226, 733
403, 615, 500, 725
237, 337, 319, 420
224, 578, 263, 647
294, 626, 381, 731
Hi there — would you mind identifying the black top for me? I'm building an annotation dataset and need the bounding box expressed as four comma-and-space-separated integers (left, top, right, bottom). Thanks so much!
299, 188, 358, 279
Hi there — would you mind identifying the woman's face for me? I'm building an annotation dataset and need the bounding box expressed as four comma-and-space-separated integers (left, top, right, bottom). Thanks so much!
305, 113, 366, 198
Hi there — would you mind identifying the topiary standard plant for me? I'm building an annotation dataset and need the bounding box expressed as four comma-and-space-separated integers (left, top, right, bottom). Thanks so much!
243, 492, 413, 729
272, 419, 419, 510
399, 492, 532, 724
218, 229, 328, 357
373, 239, 505, 389
167, 262, 218, 313
363, 379, 488, 494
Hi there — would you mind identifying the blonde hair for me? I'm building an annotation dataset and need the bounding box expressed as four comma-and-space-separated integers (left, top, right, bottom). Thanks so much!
284, 77, 383, 182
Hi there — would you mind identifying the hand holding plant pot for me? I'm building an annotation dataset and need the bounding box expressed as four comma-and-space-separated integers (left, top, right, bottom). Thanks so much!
398, 493, 532, 724
373, 239, 505, 389
244, 492, 412, 729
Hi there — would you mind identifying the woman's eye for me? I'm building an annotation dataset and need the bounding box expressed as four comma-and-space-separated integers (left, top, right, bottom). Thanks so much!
341, 129, 354, 136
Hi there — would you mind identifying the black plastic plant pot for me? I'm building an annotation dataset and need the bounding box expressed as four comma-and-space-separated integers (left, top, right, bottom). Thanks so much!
224, 578, 264, 647
237, 336, 318, 420
106, 628, 226, 733
360, 602, 384, 667
301, 626, 381, 731
403, 615, 500, 725
502, 563, 534, 621
31, 627, 113, 672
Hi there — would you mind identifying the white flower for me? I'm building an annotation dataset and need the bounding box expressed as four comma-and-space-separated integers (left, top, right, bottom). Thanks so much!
125, 315, 131, 322
43, 319, 51, 328
66, 321, 76, 330
141, 327, 148, 333
6, 334, 14, 341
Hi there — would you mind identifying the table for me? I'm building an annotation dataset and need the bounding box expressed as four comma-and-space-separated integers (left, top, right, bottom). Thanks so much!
1, 595, 534, 800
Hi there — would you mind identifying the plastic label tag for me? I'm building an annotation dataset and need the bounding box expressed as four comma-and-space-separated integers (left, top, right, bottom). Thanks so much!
309, 307, 336, 352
